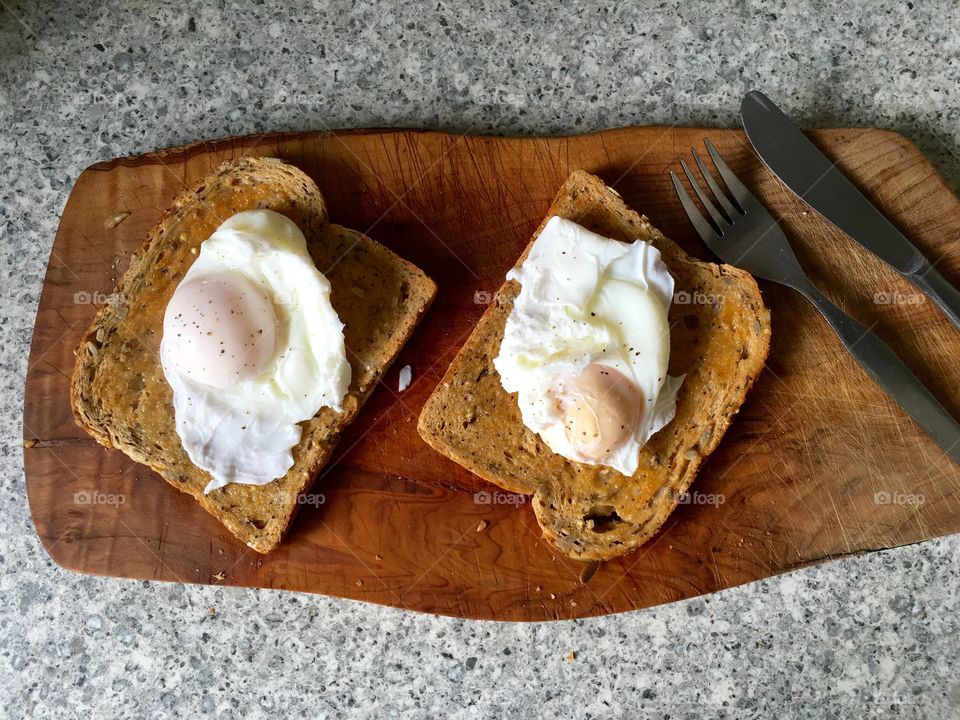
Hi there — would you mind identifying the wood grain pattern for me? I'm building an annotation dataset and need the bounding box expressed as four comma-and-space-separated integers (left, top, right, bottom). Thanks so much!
23, 127, 960, 621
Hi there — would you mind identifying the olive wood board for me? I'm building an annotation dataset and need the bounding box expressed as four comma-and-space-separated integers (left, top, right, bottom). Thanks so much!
23, 127, 960, 621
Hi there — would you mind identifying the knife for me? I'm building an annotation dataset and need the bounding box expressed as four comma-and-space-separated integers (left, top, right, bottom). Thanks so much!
740, 90, 960, 331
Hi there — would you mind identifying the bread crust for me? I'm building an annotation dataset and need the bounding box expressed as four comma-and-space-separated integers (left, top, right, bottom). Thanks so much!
71, 157, 436, 553
417, 170, 771, 561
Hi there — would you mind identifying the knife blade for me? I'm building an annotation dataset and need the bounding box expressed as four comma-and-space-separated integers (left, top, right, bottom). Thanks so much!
740, 90, 960, 331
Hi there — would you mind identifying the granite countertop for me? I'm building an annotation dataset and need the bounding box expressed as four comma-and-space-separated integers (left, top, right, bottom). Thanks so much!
2, 1, 959, 718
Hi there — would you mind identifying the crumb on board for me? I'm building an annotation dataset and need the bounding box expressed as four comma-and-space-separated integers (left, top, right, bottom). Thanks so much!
207, 607, 217, 617
476, 520, 488, 532
213, 571, 225, 581
398, 364, 413, 392
103, 211, 130, 229
356, 579, 363, 588
579, 560, 598, 584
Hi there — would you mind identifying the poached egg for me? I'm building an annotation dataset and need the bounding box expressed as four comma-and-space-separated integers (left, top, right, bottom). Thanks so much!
160, 209, 350, 493
493, 216, 683, 476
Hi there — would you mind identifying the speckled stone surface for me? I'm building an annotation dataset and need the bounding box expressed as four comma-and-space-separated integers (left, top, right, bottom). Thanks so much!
2, 1, 960, 718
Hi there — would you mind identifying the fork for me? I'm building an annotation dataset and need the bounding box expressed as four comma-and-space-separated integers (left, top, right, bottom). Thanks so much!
670, 139, 960, 465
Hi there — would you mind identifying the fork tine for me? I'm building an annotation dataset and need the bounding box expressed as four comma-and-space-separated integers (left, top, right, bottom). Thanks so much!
680, 158, 728, 231
670, 171, 720, 246
692, 148, 738, 219
704, 138, 753, 209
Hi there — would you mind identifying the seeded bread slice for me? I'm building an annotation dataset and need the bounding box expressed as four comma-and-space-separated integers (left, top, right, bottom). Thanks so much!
71, 156, 436, 553
417, 170, 771, 561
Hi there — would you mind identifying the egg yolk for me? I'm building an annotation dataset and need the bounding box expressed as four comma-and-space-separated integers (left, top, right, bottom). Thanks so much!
163, 272, 278, 389
557, 363, 642, 462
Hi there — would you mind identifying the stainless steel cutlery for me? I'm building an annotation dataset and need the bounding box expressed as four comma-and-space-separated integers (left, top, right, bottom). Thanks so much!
740, 90, 960, 331
671, 138, 960, 464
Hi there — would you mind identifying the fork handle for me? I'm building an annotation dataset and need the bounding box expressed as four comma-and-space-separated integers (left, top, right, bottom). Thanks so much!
803, 286, 960, 465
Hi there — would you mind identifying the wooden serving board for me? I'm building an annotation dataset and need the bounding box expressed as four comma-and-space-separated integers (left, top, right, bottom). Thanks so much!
24, 128, 960, 621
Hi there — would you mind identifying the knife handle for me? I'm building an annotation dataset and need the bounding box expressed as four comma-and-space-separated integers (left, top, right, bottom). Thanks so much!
910, 259, 960, 332
802, 285, 960, 465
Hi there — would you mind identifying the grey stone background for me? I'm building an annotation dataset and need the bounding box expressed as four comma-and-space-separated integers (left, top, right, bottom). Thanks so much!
2, 1, 959, 718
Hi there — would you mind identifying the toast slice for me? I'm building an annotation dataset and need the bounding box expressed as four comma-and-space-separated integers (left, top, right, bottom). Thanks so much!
71, 156, 436, 553
417, 170, 770, 561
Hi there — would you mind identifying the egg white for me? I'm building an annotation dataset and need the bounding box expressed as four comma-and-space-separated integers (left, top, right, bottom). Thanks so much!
160, 210, 350, 493
493, 216, 683, 475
